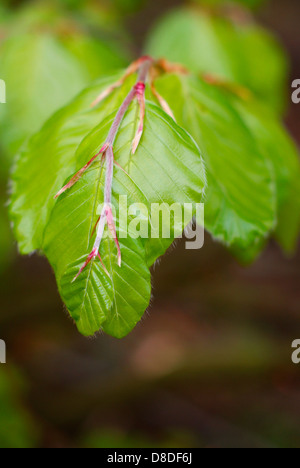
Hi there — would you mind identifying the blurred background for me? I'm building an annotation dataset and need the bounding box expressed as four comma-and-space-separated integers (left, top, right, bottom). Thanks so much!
0, 0, 300, 448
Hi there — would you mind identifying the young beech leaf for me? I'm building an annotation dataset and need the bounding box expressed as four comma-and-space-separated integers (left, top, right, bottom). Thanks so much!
43, 157, 152, 338
227, 98, 300, 253
10, 73, 135, 254
0, 4, 129, 157
149, 73, 276, 255
10, 59, 206, 338
146, 8, 288, 115
42, 104, 205, 337
184, 74, 300, 255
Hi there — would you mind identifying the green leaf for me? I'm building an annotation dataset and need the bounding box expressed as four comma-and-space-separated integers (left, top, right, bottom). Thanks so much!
10, 73, 133, 254
189, 75, 300, 253
150, 73, 277, 253
11, 76, 206, 337
227, 98, 300, 253
113, 103, 206, 267
43, 158, 151, 338
145, 7, 288, 114
0, 4, 129, 157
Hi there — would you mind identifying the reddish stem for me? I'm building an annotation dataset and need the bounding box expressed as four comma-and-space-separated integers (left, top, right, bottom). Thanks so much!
106, 58, 153, 147
71, 58, 154, 280
106, 88, 137, 146
104, 145, 114, 204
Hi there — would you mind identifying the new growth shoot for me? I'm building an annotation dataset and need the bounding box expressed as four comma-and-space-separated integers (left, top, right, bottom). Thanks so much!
55, 56, 184, 281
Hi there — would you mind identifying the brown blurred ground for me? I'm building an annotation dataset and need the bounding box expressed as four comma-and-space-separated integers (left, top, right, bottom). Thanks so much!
1, 0, 300, 448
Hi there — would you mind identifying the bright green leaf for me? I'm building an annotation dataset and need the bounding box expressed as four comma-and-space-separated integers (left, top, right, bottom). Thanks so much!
10, 73, 133, 254
227, 98, 300, 253
11, 74, 206, 337
145, 8, 288, 114
0, 3, 129, 157
43, 158, 151, 337
150, 73, 277, 254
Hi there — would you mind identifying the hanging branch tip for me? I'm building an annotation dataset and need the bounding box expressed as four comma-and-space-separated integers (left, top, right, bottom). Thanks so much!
63, 56, 186, 283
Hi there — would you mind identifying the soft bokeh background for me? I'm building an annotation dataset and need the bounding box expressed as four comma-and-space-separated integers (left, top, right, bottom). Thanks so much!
0, 0, 300, 448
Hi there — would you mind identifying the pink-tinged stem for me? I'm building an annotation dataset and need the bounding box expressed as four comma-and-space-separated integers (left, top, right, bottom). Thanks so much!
106, 59, 152, 148
157, 58, 188, 75
114, 160, 129, 177
54, 143, 108, 199
91, 82, 121, 108
106, 205, 122, 267
73, 58, 155, 280
93, 205, 108, 254
132, 82, 146, 154
130, 59, 153, 154
75, 148, 119, 280
96, 147, 122, 266
97, 253, 109, 277
138, 59, 153, 83
91, 215, 100, 238
106, 88, 137, 146
150, 83, 175, 121
56, 84, 138, 203
104, 145, 114, 204
72, 247, 98, 283
72, 247, 109, 282
91, 56, 153, 108
63, 56, 199, 282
